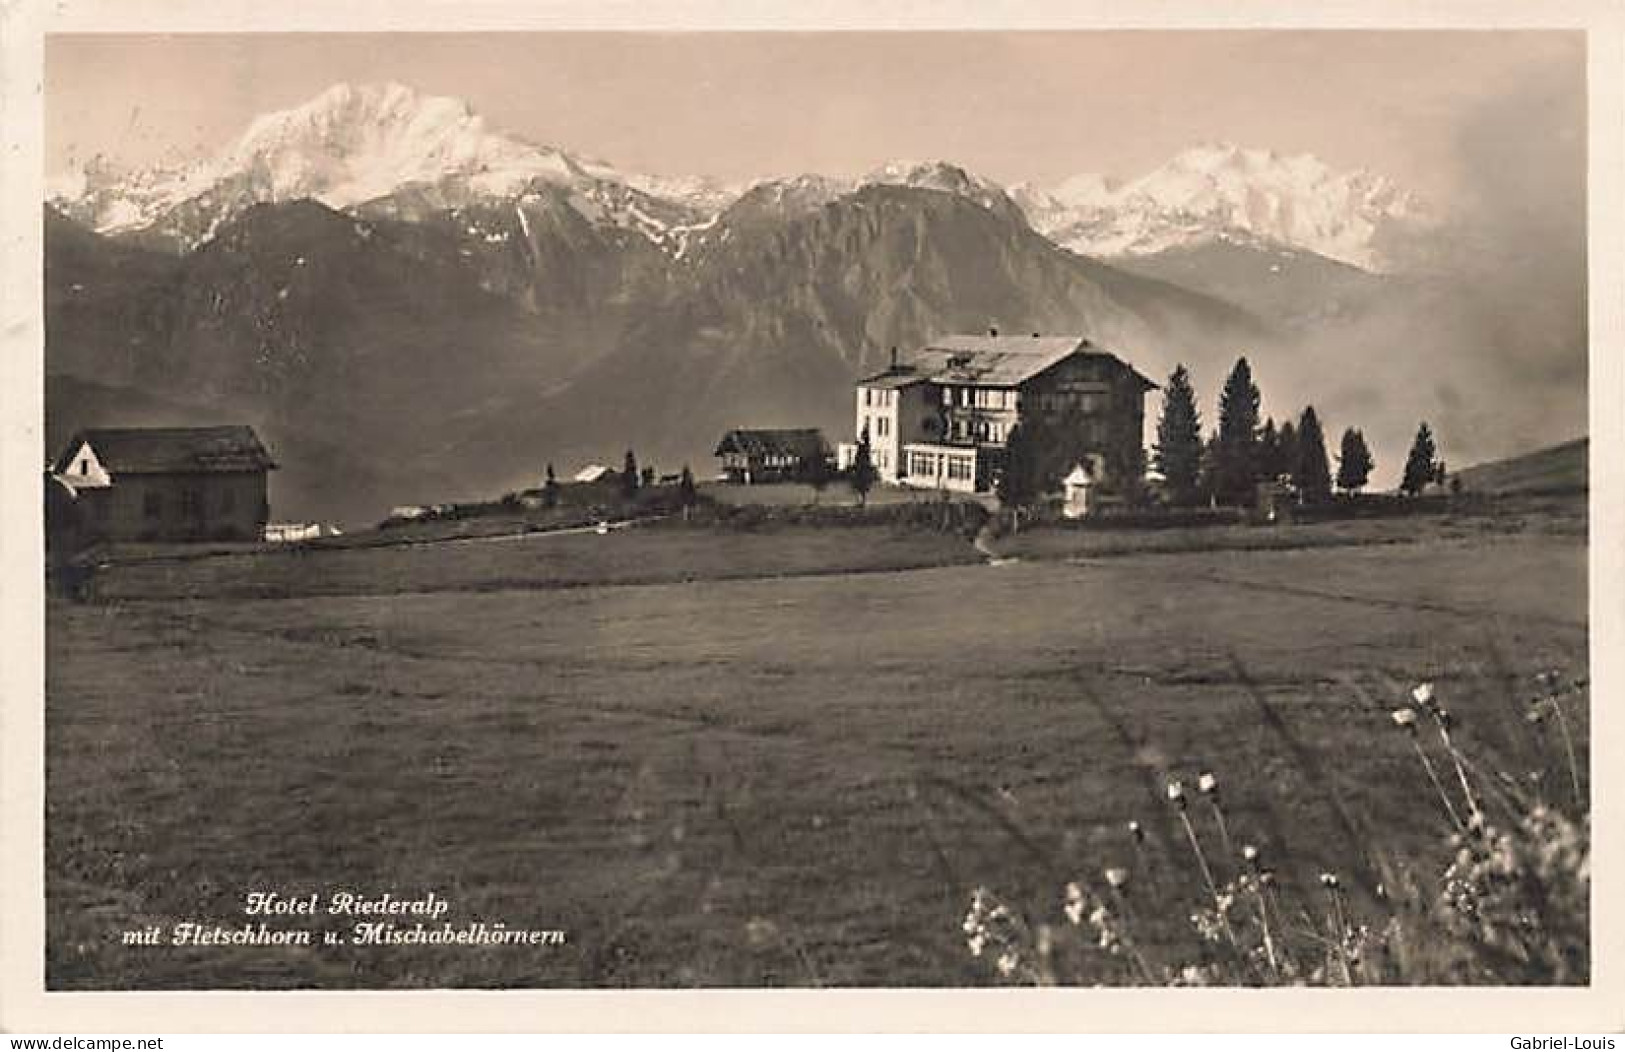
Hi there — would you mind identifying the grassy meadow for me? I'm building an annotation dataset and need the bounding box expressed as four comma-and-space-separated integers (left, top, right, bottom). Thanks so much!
46, 498, 1588, 988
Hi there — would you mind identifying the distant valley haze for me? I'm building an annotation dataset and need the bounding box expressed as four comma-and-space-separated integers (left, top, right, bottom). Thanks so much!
43, 32, 1586, 525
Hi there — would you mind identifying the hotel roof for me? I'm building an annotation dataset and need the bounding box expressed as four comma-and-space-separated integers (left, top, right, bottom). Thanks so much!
858, 334, 1156, 390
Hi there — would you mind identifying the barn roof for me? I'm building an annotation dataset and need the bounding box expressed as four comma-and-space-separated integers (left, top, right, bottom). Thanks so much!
54, 426, 277, 475
713, 428, 829, 460
885, 334, 1157, 390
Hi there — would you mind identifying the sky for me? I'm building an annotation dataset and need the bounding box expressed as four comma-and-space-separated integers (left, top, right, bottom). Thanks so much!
45, 31, 1583, 196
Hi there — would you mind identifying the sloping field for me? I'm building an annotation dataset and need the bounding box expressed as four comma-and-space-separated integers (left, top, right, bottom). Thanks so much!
1456, 437, 1588, 494
47, 525, 1586, 988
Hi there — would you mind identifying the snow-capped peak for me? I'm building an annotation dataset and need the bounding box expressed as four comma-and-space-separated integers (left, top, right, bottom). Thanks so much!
46, 81, 739, 251
1018, 143, 1436, 272
211, 80, 587, 207
861, 159, 1016, 216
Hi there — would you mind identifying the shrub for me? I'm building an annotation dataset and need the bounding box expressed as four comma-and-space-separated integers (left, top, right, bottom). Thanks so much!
957, 674, 1589, 986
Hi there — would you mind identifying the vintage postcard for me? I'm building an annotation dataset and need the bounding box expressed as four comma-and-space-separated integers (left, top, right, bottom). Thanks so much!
1, 0, 1621, 1034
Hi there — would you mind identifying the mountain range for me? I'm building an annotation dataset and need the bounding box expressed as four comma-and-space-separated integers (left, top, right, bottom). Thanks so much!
45, 82, 1584, 525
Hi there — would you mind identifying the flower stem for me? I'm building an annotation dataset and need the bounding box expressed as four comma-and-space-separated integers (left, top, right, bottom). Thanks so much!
1550, 697, 1584, 814
1209, 800, 1236, 865
1436, 722, 1482, 825
1410, 736, 1464, 831
1252, 884, 1280, 979
1179, 810, 1219, 900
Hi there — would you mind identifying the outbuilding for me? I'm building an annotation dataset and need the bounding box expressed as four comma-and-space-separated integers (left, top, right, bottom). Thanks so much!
49, 426, 276, 543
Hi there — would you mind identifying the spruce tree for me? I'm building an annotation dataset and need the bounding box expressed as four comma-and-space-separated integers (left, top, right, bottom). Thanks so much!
1153, 364, 1203, 506
1276, 420, 1299, 488
1259, 418, 1281, 481
997, 421, 1041, 530
543, 462, 560, 508
1401, 422, 1440, 496
1293, 406, 1332, 504
622, 450, 640, 498
1213, 357, 1263, 506
850, 425, 877, 507
1197, 433, 1221, 506
803, 442, 834, 503
1336, 428, 1374, 494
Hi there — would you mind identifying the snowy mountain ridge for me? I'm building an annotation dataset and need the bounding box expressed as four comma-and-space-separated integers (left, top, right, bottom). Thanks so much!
1012, 142, 1438, 272
49, 84, 1437, 272
49, 82, 737, 251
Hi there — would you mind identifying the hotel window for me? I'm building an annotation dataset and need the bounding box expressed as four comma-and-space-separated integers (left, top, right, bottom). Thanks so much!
864, 389, 873, 407
220, 487, 236, 513
143, 491, 162, 519
877, 416, 890, 437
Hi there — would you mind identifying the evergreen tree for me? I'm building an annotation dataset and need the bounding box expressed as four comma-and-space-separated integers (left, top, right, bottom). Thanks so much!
1401, 422, 1440, 496
1212, 356, 1263, 506
803, 443, 834, 503
1259, 417, 1281, 481
1336, 428, 1374, 494
850, 425, 878, 507
1293, 406, 1333, 504
543, 462, 560, 508
1293, 404, 1332, 504
622, 450, 640, 499
1197, 433, 1221, 506
640, 466, 655, 489
1275, 420, 1299, 488
677, 464, 698, 520
1153, 364, 1204, 506
997, 420, 1042, 530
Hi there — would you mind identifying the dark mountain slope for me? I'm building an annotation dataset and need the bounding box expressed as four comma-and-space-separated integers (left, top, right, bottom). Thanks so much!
46, 188, 1271, 523
1110, 236, 1391, 331
444, 185, 1270, 488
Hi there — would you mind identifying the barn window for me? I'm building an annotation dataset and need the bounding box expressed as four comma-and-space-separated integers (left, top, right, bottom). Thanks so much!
143, 492, 162, 518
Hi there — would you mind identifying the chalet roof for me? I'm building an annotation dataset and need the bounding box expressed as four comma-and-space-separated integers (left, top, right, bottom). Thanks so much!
53, 426, 276, 475
891, 334, 1157, 390
856, 368, 930, 390
713, 428, 829, 460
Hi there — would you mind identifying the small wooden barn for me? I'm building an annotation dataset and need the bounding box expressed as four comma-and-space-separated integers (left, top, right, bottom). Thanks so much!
49, 426, 277, 543
713, 429, 830, 484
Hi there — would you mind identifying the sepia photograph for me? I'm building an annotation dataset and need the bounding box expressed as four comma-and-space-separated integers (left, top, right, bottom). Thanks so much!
16, 16, 1605, 1010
